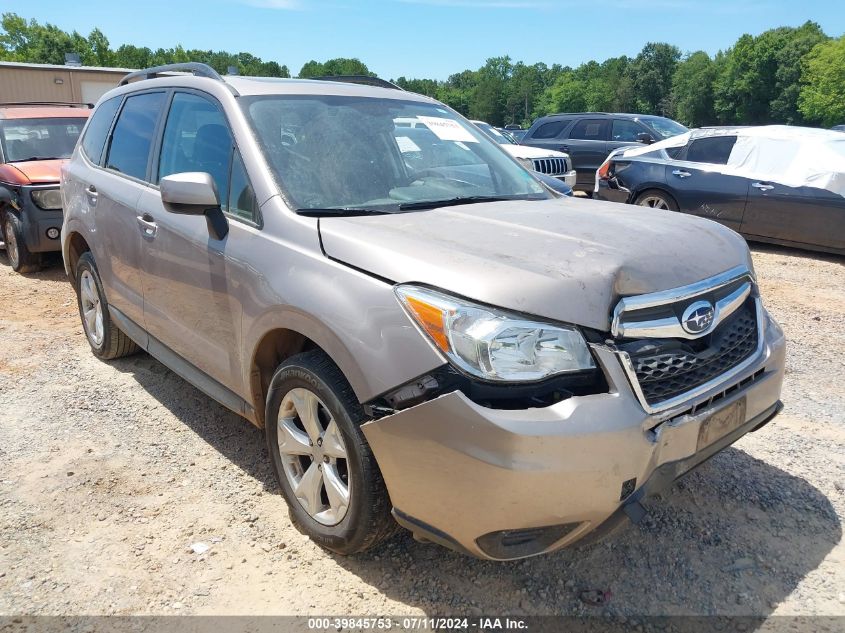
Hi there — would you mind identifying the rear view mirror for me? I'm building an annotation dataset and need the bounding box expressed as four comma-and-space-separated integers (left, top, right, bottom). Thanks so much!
160, 172, 228, 240
637, 133, 655, 145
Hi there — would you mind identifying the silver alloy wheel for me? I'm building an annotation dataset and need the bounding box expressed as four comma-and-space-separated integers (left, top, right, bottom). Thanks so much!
277, 387, 351, 526
5, 218, 19, 268
79, 270, 104, 347
638, 195, 670, 210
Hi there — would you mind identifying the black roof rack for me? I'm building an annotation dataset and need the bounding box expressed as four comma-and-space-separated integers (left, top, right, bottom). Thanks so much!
548, 112, 611, 117
312, 75, 404, 91
119, 62, 224, 86
0, 101, 93, 109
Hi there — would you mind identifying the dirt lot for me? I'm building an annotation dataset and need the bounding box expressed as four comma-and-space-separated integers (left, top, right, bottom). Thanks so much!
0, 245, 843, 619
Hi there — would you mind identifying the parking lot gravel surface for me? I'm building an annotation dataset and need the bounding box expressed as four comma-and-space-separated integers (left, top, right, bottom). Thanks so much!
0, 245, 843, 618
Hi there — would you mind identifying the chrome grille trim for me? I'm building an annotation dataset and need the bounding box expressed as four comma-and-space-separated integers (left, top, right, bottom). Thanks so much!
617, 281, 751, 340
611, 264, 754, 340
615, 298, 766, 414
531, 157, 567, 176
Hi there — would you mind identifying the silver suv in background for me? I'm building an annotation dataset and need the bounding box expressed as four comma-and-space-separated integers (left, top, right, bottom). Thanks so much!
61, 64, 785, 560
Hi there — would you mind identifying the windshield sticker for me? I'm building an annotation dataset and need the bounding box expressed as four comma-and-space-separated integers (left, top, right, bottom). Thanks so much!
417, 116, 479, 143
395, 136, 421, 153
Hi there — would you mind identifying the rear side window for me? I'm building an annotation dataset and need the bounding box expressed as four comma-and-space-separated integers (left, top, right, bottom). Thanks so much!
685, 136, 737, 165
105, 92, 166, 181
81, 97, 120, 164
531, 120, 566, 139
569, 119, 610, 141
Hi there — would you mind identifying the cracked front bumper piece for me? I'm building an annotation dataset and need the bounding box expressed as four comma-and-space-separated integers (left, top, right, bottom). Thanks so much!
362, 310, 785, 560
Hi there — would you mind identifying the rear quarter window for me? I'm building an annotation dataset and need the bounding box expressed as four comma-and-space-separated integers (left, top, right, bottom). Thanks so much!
685, 136, 737, 165
81, 97, 121, 165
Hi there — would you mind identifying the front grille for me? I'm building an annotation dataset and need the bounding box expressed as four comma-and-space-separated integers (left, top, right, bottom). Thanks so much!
531, 157, 567, 176
622, 298, 759, 406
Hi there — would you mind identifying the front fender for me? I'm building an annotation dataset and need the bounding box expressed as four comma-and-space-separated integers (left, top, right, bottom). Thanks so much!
242, 258, 447, 406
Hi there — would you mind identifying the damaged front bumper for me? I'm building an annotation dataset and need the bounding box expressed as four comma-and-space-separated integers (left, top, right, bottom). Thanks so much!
362, 311, 785, 560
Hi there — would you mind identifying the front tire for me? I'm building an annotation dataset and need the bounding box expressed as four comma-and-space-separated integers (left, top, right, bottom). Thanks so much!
266, 350, 398, 555
74, 252, 140, 360
3, 213, 42, 273
634, 189, 679, 211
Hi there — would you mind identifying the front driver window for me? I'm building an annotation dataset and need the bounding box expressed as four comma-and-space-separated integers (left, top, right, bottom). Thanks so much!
612, 119, 645, 142
158, 92, 233, 205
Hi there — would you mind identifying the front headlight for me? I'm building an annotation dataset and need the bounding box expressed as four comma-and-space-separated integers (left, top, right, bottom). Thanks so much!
516, 157, 535, 171
30, 188, 63, 210
396, 285, 595, 382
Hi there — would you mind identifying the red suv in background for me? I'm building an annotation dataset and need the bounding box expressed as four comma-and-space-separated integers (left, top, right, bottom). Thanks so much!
0, 103, 91, 272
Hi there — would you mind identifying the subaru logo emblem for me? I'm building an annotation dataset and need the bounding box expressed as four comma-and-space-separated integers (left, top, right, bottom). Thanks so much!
681, 301, 715, 334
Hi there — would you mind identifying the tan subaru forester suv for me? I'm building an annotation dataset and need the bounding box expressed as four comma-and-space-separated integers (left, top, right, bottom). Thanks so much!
61, 63, 785, 560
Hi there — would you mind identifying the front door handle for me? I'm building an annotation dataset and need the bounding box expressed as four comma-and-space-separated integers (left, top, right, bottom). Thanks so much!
136, 214, 157, 238
672, 170, 691, 178
752, 182, 774, 191
559, 145, 569, 153
86, 185, 98, 207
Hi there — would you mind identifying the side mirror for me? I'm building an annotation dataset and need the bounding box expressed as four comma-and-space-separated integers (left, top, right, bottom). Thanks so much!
160, 172, 228, 240
637, 132, 655, 145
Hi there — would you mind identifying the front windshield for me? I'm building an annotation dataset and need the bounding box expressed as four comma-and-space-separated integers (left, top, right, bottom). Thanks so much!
0, 118, 87, 161
642, 116, 689, 139
241, 95, 546, 212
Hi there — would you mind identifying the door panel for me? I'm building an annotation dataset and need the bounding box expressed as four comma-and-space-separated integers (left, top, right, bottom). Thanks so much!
90, 170, 147, 326
565, 119, 611, 188
742, 182, 845, 251
63, 158, 146, 327
136, 188, 247, 391
663, 163, 749, 231
138, 90, 250, 395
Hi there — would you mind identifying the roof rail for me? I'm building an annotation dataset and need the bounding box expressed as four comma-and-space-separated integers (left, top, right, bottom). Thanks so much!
312, 75, 404, 91
119, 62, 224, 86
548, 112, 611, 117
0, 101, 93, 109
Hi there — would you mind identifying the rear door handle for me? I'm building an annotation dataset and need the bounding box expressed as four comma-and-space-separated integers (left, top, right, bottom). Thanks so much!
672, 170, 691, 178
86, 185, 98, 206
752, 182, 774, 191
559, 145, 569, 152
136, 214, 157, 238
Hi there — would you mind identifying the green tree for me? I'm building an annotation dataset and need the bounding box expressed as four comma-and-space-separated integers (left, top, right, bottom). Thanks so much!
770, 22, 828, 123
298, 58, 373, 78
798, 35, 845, 126
672, 51, 717, 126
714, 22, 828, 124
627, 42, 681, 115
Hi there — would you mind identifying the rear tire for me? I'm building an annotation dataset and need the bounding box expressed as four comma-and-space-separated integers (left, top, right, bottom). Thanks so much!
634, 189, 679, 212
265, 349, 398, 555
3, 213, 42, 273
74, 252, 140, 360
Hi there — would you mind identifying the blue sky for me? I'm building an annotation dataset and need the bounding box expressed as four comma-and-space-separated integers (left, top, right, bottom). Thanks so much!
5, 0, 845, 79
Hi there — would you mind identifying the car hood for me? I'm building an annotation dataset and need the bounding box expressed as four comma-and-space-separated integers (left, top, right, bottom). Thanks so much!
0, 160, 65, 185
502, 145, 568, 160
319, 197, 752, 331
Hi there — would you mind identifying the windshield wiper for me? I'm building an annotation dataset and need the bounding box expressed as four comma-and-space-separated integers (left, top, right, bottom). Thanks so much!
11, 156, 63, 162
397, 195, 534, 211
296, 207, 393, 217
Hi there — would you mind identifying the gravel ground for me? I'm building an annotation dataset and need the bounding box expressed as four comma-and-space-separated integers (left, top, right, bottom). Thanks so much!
0, 244, 843, 618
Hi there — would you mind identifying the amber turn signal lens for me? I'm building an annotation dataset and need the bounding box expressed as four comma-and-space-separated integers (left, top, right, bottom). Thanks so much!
402, 294, 451, 353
